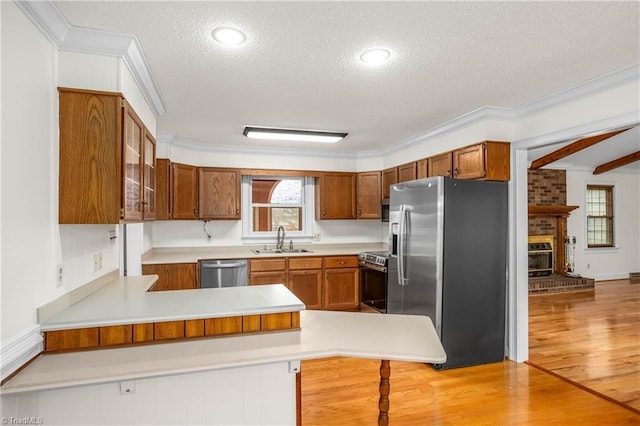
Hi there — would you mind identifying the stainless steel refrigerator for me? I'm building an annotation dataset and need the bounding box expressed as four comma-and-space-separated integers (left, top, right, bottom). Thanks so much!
388, 176, 507, 369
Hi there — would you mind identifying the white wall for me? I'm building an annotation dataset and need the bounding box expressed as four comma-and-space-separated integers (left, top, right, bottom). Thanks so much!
152, 218, 385, 248
566, 170, 640, 280
1, 361, 296, 426
0, 2, 157, 380
1, 0, 120, 352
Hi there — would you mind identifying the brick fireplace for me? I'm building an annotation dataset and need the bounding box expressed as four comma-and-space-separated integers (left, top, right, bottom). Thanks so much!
527, 169, 594, 293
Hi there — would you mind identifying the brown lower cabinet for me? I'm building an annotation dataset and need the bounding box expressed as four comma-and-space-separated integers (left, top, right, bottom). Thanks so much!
288, 257, 323, 310
323, 256, 360, 311
249, 255, 359, 311
142, 263, 198, 291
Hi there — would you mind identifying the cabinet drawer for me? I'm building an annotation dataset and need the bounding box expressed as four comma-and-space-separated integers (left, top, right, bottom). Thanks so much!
250, 258, 286, 272
250, 271, 287, 285
288, 257, 323, 270
324, 256, 359, 269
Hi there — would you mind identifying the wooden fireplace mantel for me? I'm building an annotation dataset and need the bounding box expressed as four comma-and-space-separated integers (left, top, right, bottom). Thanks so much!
528, 205, 579, 217
528, 205, 579, 274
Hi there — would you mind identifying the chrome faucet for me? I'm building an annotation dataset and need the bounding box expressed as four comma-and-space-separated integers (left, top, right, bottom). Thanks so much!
276, 225, 285, 250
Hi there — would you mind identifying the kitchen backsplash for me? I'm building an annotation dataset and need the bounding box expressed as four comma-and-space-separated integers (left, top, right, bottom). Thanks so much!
151, 219, 387, 248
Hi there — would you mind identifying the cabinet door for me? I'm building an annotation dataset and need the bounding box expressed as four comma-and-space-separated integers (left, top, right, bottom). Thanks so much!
155, 158, 170, 220
288, 270, 323, 310
397, 162, 417, 183
428, 152, 453, 178
382, 167, 398, 199
416, 159, 428, 179
168, 263, 197, 290
142, 130, 156, 220
58, 89, 122, 224
198, 168, 241, 220
315, 172, 356, 219
143, 263, 196, 291
171, 163, 198, 219
324, 268, 360, 311
453, 143, 486, 180
357, 171, 381, 219
122, 102, 144, 221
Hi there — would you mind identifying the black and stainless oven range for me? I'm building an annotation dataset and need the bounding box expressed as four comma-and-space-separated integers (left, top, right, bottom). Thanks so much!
358, 250, 389, 313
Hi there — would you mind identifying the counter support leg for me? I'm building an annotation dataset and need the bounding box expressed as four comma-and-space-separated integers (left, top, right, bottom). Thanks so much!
378, 359, 390, 426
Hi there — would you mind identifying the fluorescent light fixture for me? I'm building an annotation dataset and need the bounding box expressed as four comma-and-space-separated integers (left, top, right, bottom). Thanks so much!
211, 27, 246, 46
243, 126, 348, 143
360, 48, 391, 65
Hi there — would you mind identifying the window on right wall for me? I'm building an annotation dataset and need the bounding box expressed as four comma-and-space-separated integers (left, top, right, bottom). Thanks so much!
586, 185, 614, 248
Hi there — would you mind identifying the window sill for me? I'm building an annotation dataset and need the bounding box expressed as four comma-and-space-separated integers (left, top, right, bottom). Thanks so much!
583, 246, 620, 254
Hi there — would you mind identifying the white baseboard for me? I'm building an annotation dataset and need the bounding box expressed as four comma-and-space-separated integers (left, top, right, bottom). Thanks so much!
1, 325, 43, 382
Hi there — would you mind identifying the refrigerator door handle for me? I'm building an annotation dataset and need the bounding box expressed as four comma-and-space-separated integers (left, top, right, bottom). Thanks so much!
398, 204, 408, 286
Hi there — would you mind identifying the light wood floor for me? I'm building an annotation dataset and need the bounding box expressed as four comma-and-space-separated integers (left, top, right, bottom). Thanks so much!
528, 279, 640, 412
301, 280, 639, 424
301, 357, 638, 425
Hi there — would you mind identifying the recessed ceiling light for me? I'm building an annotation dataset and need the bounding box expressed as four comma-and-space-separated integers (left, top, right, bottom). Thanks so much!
243, 126, 348, 144
360, 48, 391, 65
211, 27, 246, 46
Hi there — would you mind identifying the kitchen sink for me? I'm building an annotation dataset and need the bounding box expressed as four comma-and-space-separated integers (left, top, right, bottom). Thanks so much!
251, 248, 313, 254
252, 248, 283, 254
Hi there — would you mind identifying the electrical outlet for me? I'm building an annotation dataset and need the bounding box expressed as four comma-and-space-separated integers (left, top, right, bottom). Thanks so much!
120, 381, 136, 395
93, 253, 103, 272
312, 232, 321, 241
56, 264, 63, 288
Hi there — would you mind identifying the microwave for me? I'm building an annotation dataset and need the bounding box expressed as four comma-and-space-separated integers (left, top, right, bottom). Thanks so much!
381, 199, 389, 222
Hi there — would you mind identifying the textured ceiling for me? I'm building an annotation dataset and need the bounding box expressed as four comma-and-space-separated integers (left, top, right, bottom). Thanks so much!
55, 1, 639, 157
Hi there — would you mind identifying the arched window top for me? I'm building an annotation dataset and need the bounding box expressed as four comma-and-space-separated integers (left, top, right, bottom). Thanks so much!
271, 179, 302, 204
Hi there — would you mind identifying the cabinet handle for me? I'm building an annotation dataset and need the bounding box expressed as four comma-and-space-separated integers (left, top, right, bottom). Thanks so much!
453, 168, 459, 177
447, 169, 451, 177
322, 209, 326, 215
236, 208, 240, 214
340, 260, 346, 265
141, 201, 148, 212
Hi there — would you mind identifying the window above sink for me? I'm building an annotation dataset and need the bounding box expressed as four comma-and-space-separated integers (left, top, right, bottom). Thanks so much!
242, 175, 315, 244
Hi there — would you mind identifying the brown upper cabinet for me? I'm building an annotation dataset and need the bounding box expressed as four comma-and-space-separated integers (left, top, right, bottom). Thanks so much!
58, 88, 156, 224
198, 168, 241, 220
315, 172, 357, 219
382, 167, 398, 200
397, 161, 417, 183
416, 158, 429, 179
171, 163, 198, 219
356, 171, 381, 219
428, 152, 454, 178
155, 158, 170, 220
428, 141, 510, 181
142, 130, 157, 220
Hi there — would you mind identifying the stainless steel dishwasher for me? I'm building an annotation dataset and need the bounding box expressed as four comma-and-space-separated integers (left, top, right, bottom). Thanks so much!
199, 259, 248, 288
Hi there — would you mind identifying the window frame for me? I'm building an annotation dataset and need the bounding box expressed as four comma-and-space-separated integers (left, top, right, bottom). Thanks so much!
586, 184, 615, 248
241, 175, 314, 243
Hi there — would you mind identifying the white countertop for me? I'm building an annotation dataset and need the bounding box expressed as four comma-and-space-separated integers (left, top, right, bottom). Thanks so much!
1, 310, 446, 394
40, 277, 305, 331
142, 243, 387, 264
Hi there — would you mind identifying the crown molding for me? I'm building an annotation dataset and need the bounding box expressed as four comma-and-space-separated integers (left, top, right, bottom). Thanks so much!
15, 0, 166, 117
513, 64, 640, 118
382, 106, 514, 155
